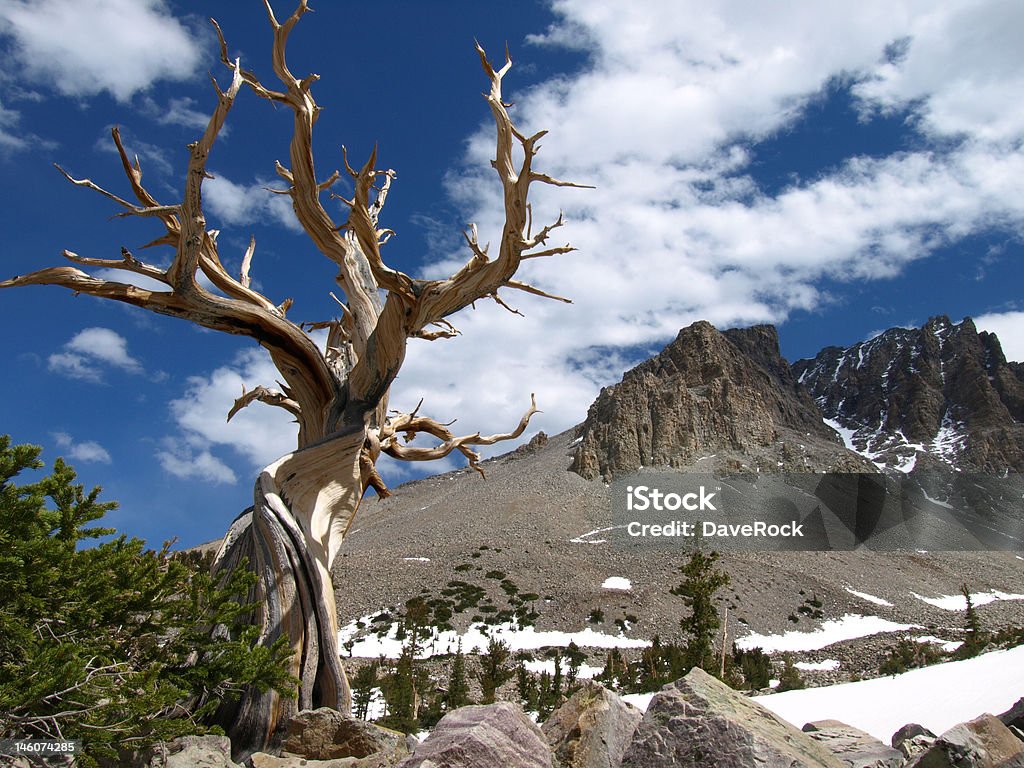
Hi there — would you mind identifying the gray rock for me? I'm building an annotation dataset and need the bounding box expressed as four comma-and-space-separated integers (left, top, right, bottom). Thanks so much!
802, 719, 905, 767
893, 724, 937, 751
999, 698, 1024, 733
542, 681, 642, 768
398, 701, 552, 768
620, 667, 845, 767
571, 321, 870, 481
907, 714, 1024, 767
281, 708, 405, 761
134, 735, 242, 767
250, 754, 358, 767
892, 723, 938, 760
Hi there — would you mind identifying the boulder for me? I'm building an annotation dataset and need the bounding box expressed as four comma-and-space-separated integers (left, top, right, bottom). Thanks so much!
892, 724, 937, 760
802, 720, 905, 767
280, 709, 406, 761
398, 702, 552, 768
542, 681, 643, 768
249, 755, 358, 767
248, 753, 409, 767
907, 714, 1024, 767
620, 668, 845, 767
999, 698, 1024, 734
133, 735, 242, 767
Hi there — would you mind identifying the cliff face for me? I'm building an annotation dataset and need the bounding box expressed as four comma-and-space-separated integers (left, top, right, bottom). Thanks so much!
793, 316, 1024, 473
570, 321, 864, 481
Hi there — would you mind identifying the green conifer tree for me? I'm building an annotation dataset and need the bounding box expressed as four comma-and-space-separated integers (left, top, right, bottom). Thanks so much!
957, 583, 985, 659
351, 661, 379, 720
0, 437, 294, 767
477, 637, 514, 704
446, 642, 471, 711
777, 653, 805, 692
671, 550, 730, 675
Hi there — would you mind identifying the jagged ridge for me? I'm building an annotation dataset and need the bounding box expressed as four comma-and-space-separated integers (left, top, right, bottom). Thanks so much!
570, 321, 871, 481
793, 316, 1024, 473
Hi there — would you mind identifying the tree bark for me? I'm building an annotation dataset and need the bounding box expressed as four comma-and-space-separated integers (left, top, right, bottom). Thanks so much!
211, 438, 358, 758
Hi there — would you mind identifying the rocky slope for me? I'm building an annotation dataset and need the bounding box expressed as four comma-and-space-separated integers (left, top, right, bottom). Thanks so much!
329, 317, 1024, 687
793, 316, 1024, 473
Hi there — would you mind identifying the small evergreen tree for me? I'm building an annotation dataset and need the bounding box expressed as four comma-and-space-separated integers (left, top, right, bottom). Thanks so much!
671, 550, 730, 675
446, 642, 471, 711
776, 653, 805, 692
380, 646, 418, 733
351, 661, 380, 720
477, 637, 514, 704
536, 671, 554, 720
956, 584, 985, 659
598, 648, 627, 690
515, 657, 538, 711
0, 437, 294, 767
564, 641, 586, 689
733, 645, 772, 690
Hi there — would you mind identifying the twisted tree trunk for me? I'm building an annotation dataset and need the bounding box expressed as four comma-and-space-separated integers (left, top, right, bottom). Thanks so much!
211, 434, 361, 754
1, 1, 584, 756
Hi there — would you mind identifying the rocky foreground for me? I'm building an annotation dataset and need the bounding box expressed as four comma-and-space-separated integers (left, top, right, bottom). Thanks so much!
90, 668, 1024, 767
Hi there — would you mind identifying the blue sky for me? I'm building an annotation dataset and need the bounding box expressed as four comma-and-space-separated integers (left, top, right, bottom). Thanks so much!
1, 0, 1022, 548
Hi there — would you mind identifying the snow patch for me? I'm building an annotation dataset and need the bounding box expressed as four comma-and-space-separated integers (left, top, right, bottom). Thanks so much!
845, 587, 894, 607
911, 590, 1024, 611
794, 659, 841, 672
756, 645, 1024, 743
402, 557, 431, 562
338, 617, 651, 660
622, 692, 655, 711
602, 577, 632, 591
523, 659, 603, 679
916, 636, 964, 653
824, 418, 857, 452
735, 614, 917, 653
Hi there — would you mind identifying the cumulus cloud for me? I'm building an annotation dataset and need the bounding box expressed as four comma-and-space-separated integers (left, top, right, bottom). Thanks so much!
0, 99, 26, 152
53, 431, 112, 464
0, 0, 202, 102
205, 173, 302, 233
140, 94, 218, 133
165, 347, 298, 473
48, 327, 143, 382
155, 439, 237, 484
404, 0, 1024, 439
975, 311, 1024, 363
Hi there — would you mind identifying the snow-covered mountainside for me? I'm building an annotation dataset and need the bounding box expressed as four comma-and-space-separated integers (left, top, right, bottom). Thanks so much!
793, 316, 1024, 473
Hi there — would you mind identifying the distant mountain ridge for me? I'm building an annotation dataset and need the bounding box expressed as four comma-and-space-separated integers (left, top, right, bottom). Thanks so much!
793, 316, 1024, 473
570, 321, 871, 481
570, 316, 1022, 480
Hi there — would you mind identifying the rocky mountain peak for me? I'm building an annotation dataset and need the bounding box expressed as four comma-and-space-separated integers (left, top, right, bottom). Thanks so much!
793, 315, 1024, 473
570, 321, 867, 481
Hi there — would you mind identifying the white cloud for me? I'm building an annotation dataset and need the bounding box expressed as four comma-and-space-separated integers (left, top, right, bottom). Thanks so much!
402, 0, 1024, 440
155, 439, 237, 484
166, 347, 299, 472
48, 327, 143, 382
141, 94, 217, 133
0, 98, 26, 151
53, 431, 112, 464
975, 311, 1024, 363
0, 0, 202, 102
204, 173, 302, 233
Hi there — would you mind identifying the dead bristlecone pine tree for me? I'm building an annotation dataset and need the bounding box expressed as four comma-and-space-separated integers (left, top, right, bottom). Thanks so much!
0, 1, 585, 756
